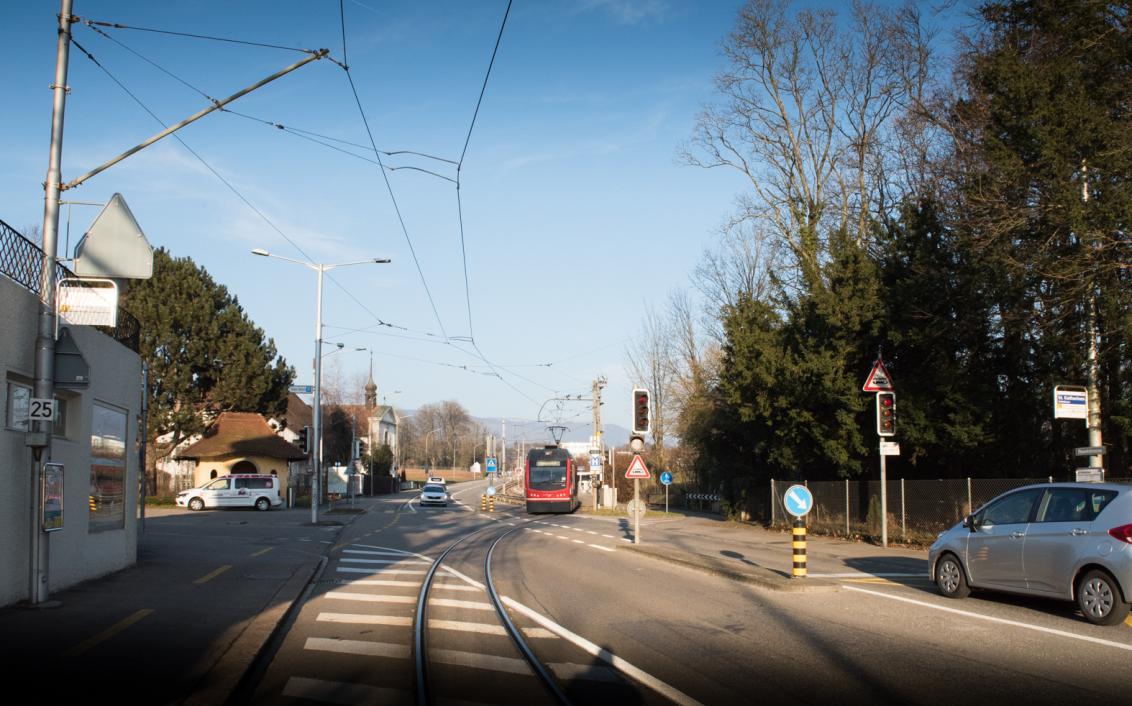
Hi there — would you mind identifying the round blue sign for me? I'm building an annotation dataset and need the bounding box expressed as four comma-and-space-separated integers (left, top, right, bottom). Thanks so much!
660, 471, 673, 486
784, 484, 813, 517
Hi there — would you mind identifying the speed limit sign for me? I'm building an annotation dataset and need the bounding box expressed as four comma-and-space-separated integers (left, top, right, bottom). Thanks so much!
29, 398, 57, 421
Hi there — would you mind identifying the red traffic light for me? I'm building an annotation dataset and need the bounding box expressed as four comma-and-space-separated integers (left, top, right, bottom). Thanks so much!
876, 392, 896, 436
632, 388, 651, 435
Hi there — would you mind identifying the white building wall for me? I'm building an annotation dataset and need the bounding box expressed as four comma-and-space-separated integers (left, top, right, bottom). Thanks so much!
0, 275, 141, 606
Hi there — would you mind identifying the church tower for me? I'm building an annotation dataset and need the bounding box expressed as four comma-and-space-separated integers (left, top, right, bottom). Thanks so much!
364, 355, 377, 412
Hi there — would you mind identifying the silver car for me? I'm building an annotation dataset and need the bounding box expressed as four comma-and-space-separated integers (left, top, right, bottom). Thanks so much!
419, 484, 449, 507
929, 482, 1132, 625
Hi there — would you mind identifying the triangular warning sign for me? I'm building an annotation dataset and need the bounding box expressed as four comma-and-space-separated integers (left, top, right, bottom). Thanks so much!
862, 359, 895, 392
625, 454, 651, 479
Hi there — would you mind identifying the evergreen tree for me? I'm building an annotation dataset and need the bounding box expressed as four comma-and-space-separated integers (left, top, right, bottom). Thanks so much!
123, 248, 295, 474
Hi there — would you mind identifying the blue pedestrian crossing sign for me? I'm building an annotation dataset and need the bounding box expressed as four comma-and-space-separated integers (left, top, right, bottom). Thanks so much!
485, 457, 497, 474
660, 471, 673, 486
784, 485, 813, 518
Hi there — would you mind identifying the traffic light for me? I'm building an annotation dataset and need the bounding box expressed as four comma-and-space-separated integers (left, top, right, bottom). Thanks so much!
297, 426, 310, 454
876, 392, 896, 437
632, 388, 651, 435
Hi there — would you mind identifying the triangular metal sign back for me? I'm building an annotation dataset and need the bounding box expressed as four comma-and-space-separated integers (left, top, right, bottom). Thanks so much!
74, 193, 154, 280
862, 359, 895, 392
625, 454, 650, 479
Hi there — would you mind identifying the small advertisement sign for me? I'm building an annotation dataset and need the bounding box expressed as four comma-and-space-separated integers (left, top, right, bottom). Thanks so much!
42, 463, 64, 532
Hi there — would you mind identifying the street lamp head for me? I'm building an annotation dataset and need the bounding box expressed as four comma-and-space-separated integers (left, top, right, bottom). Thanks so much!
251, 248, 270, 257
373, 258, 392, 264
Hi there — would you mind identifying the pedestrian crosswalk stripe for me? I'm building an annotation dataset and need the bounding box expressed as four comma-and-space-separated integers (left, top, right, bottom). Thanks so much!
317, 613, 411, 627
325, 592, 415, 604
305, 637, 410, 658
282, 677, 410, 706
337, 567, 428, 575
340, 558, 430, 565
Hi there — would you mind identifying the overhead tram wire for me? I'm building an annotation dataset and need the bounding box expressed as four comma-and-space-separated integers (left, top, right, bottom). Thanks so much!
336, 0, 450, 341
80, 18, 316, 54
70, 32, 418, 338
455, 0, 514, 344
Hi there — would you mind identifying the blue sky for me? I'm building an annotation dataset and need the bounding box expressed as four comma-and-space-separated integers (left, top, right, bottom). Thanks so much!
2, 0, 753, 440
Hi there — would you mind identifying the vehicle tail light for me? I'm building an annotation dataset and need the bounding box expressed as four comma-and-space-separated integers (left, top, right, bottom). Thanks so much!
1108, 524, 1132, 544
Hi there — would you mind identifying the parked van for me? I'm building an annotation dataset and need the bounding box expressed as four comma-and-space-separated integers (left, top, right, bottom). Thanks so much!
176, 474, 283, 512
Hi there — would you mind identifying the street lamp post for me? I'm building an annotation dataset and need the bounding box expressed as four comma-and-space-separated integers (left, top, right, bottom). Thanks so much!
251, 249, 390, 524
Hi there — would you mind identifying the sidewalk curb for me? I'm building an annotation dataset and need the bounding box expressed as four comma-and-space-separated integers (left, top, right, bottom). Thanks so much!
621, 545, 839, 593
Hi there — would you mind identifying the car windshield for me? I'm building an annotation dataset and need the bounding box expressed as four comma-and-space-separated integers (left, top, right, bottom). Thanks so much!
423, 485, 444, 494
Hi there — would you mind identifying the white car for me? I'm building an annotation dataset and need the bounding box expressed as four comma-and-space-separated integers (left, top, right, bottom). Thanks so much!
420, 484, 449, 507
177, 474, 283, 512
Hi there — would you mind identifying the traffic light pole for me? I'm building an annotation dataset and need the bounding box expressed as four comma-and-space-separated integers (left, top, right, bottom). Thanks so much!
879, 442, 888, 548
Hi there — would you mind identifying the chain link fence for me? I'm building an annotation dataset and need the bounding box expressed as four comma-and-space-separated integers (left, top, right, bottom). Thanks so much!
769, 477, 1132, 542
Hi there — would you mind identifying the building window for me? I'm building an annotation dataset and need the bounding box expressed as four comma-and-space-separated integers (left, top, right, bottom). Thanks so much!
5, 380, 67, 436
90, 403, 127, 532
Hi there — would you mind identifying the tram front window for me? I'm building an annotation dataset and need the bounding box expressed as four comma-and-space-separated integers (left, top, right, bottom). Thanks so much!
529, 464, 567, 490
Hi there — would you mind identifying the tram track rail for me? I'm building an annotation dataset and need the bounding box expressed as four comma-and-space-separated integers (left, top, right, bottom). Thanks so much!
413, 519, 572, 706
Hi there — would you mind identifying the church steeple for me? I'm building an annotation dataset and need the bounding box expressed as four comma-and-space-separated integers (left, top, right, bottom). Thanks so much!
364, 354, 377, 411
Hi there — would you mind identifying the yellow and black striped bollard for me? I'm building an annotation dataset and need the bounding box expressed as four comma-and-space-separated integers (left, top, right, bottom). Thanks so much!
480, 494, 487, 511
488, 494, 495, 512
792, 518, 807, 578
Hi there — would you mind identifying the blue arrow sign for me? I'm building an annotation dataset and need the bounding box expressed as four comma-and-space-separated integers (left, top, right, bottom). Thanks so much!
660, 471, 673, 486
784, 484, 813, 518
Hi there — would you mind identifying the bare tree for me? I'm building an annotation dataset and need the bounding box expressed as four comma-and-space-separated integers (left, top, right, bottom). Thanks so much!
683, 0, 930, 285
624, 303, 675, 470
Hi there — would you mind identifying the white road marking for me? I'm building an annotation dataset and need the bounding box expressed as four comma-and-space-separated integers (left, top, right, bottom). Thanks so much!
337, 567, 428, 575
620, 538, 632, 543
325, 592, 415, 604
589, 544, 613, 552
602, 534, 614, 539
429, 648, 529, 675
844, 585, 1132, 652
429, 598, 494, 611
343, 549, 415, 557
557, 535, 570, 540
587, 531, 598, 535
549, 662, 623, 683
282, 677, 409, 706
808, 572, 926, 578
572, 540, 585, 544
503, 596, 705, 706
428, 619, 509, 636
305, 637, 410, 658
339, 558, 430, 565
317, 613, 412, 627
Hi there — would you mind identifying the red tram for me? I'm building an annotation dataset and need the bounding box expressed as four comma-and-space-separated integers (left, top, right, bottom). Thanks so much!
525, 446, 579, 513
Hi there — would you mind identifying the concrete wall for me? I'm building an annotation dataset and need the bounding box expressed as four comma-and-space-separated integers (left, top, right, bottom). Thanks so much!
0, 275, 141, 606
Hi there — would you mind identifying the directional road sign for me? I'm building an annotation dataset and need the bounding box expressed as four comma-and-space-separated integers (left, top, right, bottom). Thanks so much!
625, 454, 650, 479
289, 384, 314, 395
660, 471, 673, 486
784, 484, 814, 518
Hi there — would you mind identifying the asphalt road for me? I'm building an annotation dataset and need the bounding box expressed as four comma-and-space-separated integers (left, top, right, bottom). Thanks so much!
245, 484, 1132, 705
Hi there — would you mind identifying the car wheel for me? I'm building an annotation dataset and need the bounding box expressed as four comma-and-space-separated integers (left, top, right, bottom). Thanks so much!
188, 497, 205, 511
1077, 569, 1130, 626
935, 553, 970, 599
255, 497, 271, 511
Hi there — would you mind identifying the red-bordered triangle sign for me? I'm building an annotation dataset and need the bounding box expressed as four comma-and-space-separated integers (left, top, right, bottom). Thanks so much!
625, 454, 651, 479
862, 359, 895, 392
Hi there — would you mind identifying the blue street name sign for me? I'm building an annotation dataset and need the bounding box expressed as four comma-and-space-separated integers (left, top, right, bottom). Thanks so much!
784, 484, 814, 518
660, 471, 673, 486
485, 457, 497, 474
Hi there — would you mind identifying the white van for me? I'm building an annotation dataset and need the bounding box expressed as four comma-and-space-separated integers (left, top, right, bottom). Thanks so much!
176, 474, 283, 512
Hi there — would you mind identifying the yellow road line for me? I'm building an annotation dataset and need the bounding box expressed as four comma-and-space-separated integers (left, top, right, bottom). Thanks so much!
252, 547, 274, 557
194, 564, 231, 584
63, 608, 153, 658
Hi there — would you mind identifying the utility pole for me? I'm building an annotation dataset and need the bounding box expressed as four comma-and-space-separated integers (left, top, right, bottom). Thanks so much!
28, 0, 75, 605
591, 376, 606, 509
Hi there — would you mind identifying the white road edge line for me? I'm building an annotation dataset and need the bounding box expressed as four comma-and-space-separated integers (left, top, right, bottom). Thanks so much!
843, 585, 1132, 652
502, 596, 706, 706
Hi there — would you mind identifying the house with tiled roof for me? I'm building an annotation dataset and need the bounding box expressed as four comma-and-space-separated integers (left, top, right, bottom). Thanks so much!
176, 412, 307, 488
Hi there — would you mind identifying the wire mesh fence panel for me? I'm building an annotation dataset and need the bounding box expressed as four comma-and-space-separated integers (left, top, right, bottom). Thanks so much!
900, 479, 972, 538
805, 481, 852, 537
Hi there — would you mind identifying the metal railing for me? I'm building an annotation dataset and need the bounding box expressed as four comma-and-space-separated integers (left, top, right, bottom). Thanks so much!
0, 218, 139, 352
